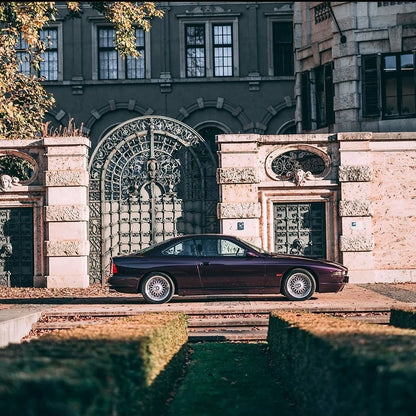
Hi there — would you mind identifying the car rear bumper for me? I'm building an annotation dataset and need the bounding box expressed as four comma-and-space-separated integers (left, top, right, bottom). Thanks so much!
107, 275, 139, 293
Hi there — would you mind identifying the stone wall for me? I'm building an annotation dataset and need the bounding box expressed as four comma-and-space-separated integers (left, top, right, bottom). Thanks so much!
217, 132, 416, 283
0, 137, 90, 288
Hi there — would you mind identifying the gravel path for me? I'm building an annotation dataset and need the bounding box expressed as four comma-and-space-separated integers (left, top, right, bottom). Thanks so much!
359, 283, 416, 303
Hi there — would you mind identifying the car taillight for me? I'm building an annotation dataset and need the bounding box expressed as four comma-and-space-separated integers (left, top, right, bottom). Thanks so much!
112, 262, 118, 275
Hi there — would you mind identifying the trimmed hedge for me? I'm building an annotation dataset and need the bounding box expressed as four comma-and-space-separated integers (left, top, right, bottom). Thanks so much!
0, 313, 188, 416
390, 307, 416, 329
268, 311, 416, 416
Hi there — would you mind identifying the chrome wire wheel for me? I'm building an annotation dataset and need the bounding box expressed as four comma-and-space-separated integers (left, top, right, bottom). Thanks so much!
283, 269, 316, 301
142, 273, 174, 304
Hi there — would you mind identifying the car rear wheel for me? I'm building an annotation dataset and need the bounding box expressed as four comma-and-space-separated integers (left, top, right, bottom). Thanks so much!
142, 272, 174, 304
283, 268, 316, 301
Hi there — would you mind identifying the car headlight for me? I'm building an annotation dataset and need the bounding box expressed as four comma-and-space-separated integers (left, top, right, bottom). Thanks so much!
331, 270, 345, 278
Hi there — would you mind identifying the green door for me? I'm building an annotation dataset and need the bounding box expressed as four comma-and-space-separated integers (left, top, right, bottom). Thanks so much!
273, 203, 326, 259
0, 208, 34, 287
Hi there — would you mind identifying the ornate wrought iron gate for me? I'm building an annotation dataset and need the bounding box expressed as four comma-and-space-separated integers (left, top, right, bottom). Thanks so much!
273, 203, 326, 258
89, 116, 219, 284
0, 208, 34, 287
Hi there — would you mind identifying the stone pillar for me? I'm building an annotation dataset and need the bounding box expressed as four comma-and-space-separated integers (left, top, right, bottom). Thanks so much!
43, 137, 90, 288
338, 132, 374, 283
216, 134, 261, 246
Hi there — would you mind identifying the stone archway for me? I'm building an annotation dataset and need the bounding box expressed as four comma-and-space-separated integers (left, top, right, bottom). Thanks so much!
88, 116, 219, 284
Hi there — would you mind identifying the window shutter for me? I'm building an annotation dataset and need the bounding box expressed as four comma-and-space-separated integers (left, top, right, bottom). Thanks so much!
362, 55, 380, 117
301, 72, 311, 131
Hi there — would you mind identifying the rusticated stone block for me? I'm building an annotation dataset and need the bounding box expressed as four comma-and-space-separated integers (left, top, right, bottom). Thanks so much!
45, 205, 89, 222
339, 200, 374, 217
339, 235, 375, 252
217, 202, 261, 219
45, 170, 89, 187
217, 168, 259, 184
46, 240, 89, 256
338, 165, 373, 182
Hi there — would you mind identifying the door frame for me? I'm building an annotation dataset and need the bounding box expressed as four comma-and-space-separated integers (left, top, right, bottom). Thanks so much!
259, 188, 340, 261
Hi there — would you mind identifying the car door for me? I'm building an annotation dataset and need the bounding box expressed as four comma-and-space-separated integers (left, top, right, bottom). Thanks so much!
158, 238, 202, 294
196, 237, 266, 293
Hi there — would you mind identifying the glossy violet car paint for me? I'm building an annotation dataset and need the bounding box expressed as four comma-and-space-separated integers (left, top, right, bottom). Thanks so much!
108, 234, 349, 303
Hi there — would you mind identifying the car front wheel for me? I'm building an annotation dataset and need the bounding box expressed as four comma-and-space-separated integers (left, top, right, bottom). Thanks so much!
141, 272, 174, 304
283, 268, 316, 301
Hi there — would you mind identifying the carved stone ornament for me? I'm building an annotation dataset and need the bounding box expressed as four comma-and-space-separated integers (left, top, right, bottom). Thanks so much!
265, 145, 331, 185
45, 205, 89, 222
0, 174, 19, 191
338, 165, 373, 182
46, 240, 89, 257
217, 168, 258, 184
217, 202, 261, 219
339, 235, 375, 252
285, 168, 314, 186
339, 200, 374, 217
45, 171, 89, 187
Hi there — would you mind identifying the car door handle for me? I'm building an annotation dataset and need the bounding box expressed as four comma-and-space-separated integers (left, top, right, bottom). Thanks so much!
201, 261, 210, 266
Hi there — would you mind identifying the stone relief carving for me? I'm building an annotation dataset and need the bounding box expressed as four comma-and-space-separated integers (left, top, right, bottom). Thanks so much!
339, 235, 375, 252
339, 200, 374, 217
0, 174, 19, 191
217, 168, 258, 184
285, 168, 314, 186
338, 165, 373, 182
265, 146, 331, 184
46, 240, 89, 257
217, 202, 260, 219
45, 205, 89, 222
45, 171, 89, 187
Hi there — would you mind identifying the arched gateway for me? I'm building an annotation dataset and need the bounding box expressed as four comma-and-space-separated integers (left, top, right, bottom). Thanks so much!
89, 116, 219, 284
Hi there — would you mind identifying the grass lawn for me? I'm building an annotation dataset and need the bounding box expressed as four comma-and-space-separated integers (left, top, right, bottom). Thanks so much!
167, 342, 295, 416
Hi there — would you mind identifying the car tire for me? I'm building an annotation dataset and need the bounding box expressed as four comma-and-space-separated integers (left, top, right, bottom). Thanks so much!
282, 268, 316, 301
141, 272, 175, 304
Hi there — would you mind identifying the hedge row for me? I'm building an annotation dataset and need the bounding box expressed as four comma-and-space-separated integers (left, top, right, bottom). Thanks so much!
267, 311, 416, 416
0, 313, 188, 416
390, 307, 416, 329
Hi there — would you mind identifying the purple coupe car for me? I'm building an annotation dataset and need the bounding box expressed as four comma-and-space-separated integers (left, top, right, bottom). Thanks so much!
108, 234, 349, 304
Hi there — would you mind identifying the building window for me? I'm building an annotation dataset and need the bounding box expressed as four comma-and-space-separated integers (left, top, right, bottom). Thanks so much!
314, 3, 331, 24
16, 33, 31, 76
181, 20, 238, 78
98, 27, 146, 80
185, 24, 206, 77
273, 22, 294, 76
17, 28, 59, 80
213, 24, 233, 77
316, 63, 334, 128
362, 52, 415, 119
126, 28, 145, 79
300, 72, 312, 130
39, 28, 58, 80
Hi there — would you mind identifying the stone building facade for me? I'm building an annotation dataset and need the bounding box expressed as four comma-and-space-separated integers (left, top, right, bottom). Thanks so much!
293, 2, 416, 133
217, 131, 416, 283
2, 2, 415, 287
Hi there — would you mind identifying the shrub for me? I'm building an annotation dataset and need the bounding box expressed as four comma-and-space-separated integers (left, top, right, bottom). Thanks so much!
267, 311, 416, 416
0, 313, 188, 416
390, 307, 416, 330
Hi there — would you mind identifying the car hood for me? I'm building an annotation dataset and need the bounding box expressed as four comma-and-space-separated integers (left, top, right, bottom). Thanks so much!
268, 253, 348, 271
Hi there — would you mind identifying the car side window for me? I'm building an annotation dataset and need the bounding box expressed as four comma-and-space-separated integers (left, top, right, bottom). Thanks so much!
197, 238, 246, 257
161, 240, 196, 256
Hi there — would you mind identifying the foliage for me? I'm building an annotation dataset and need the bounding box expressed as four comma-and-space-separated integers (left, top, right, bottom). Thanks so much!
0, 2, 163, 140
0, 154, 34, 180
0, 313, 187, 416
